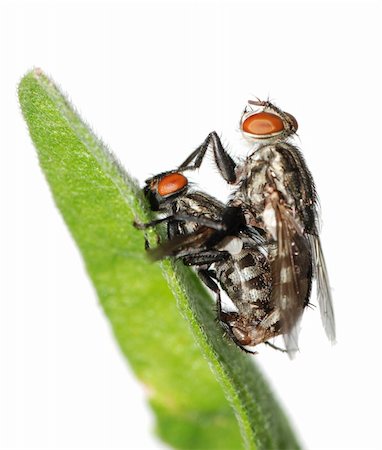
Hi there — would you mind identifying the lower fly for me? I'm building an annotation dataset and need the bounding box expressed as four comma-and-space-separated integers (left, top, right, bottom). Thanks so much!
135, 170, 286, 354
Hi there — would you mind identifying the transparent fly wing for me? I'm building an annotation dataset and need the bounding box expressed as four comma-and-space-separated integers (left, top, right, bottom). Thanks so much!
268, 200, 314, 357
309, 235, 336, 343
282, 319, 301, 359
270, 204, 311, 356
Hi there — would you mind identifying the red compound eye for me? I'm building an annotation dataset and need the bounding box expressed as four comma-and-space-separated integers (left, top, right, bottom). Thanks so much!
157, 173, 188, 197
242, 112, 285, 136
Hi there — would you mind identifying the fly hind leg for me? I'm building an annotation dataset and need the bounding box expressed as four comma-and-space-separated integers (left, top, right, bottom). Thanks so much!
197, 268, 222, 307
180, 251, 229, 307
196, 268, 255, 355
264, 341, 288, 353
218, 310, 258, 355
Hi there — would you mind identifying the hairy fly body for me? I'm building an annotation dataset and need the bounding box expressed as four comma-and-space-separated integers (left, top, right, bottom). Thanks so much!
136, 171, 285, 353
177, 99, 336, 354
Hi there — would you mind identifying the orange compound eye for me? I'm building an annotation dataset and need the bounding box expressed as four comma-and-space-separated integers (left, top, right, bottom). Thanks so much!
242, 112, 285, 136
157, 173, 188, 197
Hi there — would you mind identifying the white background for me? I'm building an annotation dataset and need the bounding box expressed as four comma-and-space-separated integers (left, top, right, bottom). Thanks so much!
1, 1, 381, 449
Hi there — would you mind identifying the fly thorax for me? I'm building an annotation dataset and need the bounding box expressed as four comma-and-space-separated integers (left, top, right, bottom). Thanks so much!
237, 152, 269, 209
268, 147, 295, 206
178, 198, 214, 219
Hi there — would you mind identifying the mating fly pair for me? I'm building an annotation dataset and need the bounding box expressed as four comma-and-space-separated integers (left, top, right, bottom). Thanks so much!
137, 99, 336, 356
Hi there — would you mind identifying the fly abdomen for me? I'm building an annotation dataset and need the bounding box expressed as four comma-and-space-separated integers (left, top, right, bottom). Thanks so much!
215, 246, 272, 323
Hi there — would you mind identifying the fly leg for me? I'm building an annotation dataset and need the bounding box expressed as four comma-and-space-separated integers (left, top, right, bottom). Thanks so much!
264, 341, 288, 353
181, 250, 229, 266
218, 311, 258, 354
178, 251, 227, 321
180, 251, 229, 316
178, 131, 237, 184
186, 253, 257, 356
197, 268, 223, 307
183, 250, 237, 342
134, 214, 227, 231
193, 265, 253, 355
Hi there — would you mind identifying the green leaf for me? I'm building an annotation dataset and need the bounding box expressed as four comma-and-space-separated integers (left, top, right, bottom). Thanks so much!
18, 69, 301, 450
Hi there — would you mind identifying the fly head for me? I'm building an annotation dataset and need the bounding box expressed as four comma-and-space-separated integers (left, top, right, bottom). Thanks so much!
240, 99, 298, 142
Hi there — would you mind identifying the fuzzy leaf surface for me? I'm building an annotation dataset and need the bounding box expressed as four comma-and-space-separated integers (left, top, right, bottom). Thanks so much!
18, 69, 301, 450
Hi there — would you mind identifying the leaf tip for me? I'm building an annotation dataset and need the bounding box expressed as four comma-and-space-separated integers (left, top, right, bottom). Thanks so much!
33, 67, 44, 77
18, 67, 49, 96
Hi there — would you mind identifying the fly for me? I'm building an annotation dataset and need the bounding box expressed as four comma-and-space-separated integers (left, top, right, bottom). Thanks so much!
135, 171, 285, 354
175, 99, 336, 354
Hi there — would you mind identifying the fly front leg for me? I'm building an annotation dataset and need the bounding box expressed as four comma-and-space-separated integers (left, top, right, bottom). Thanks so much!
134, 214, 227, 231
134, 215, 226, 254
179, 131, 237, 184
